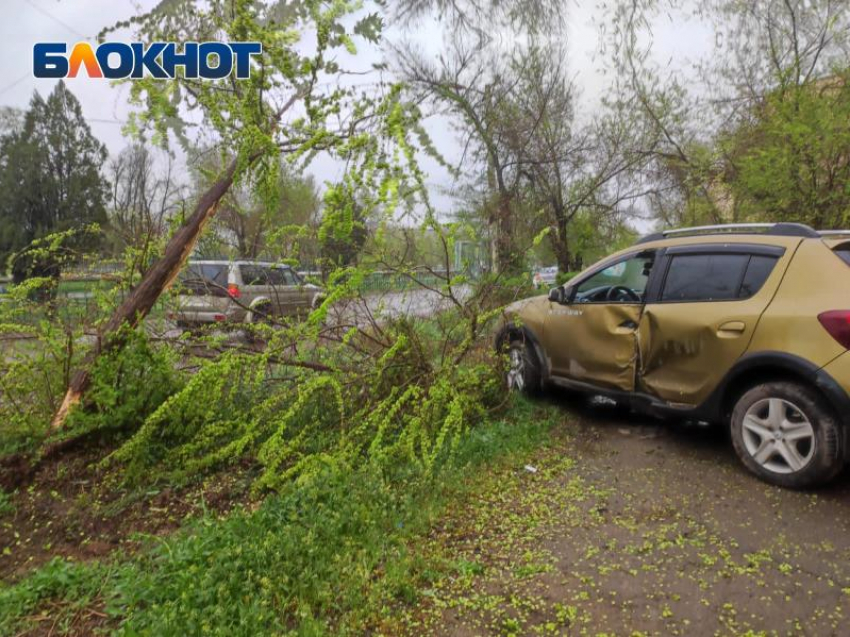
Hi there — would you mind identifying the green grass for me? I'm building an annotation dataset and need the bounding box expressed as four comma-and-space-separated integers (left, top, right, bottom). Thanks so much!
0, 397, 560, 636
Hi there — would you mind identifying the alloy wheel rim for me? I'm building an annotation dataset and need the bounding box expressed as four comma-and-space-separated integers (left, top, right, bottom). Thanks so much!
507, 348, 525, 391
742, 398, 815, 474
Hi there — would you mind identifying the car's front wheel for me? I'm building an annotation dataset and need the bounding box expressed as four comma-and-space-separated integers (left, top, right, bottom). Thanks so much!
730, 381, 844, 488
505, 339, 541, 395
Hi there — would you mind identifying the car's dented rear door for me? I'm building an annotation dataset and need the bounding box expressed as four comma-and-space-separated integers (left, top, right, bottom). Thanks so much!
637, 242, 795, 406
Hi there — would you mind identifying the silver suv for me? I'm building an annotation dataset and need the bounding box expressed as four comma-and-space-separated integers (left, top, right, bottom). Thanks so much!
171, 260, 324, 327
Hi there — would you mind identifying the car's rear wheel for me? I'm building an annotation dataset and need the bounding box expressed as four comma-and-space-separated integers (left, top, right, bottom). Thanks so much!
506, 339, 541, 395
730, 381, 844, 488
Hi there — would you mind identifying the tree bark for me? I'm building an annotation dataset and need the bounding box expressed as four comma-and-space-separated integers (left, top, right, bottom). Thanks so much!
549, 202, 571, 274
551, 231, 571, 274
494, 191, 516, 274
50, 157, 242, 430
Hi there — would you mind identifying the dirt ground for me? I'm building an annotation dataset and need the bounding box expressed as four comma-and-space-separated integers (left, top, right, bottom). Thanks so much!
393, 391, 850, 636
0, 443, 251, 582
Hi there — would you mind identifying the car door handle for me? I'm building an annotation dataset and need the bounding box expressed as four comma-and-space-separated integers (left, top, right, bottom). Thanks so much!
717, 321, 746, 336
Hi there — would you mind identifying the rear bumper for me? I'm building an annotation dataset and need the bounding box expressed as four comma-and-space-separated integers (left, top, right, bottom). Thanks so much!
168, 308, 247, 324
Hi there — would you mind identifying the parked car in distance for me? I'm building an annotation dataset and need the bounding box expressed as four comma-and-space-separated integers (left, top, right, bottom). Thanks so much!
497, 223, 850, 488
170, 260, 324, 327
532, 266, 559, 289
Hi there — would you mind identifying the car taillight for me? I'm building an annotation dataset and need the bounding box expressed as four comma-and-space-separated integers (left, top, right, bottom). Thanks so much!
227, 283, 241, 299
818, 311, 850, 350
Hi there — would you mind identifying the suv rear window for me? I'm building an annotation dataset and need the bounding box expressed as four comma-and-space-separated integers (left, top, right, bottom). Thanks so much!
662, 254, 777, 302
240, 265, 299, 286
178, 264, 229, 296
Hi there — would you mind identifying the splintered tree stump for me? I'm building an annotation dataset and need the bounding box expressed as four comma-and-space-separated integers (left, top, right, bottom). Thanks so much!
50, 157, 242, 431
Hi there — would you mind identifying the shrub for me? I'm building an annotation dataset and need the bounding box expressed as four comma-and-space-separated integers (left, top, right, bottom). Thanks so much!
65, 327, 182, 440
107, 317, 505, 492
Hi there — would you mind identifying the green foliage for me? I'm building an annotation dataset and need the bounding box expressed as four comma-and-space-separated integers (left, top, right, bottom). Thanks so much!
0, 228, 178, 455
0, 297, 85, 454
0, 558, 107, 635
108, 316, 504, 493
318, 184, 369, 269
65, 328, 182, 438
555, 271, 578, 286
0, 396, 557, 636
0, 490, 14, 517
193, 153, 322, 262
570, 210, 636, 262
727, 69, 850, 229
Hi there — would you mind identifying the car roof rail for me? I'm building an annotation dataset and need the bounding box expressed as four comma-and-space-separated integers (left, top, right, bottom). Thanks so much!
635, 222, 820, 244
819, 230, 850, 238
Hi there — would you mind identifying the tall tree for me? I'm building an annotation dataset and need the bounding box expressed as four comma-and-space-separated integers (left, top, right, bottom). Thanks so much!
0, 82, 107, 280
506, 45, 653, 272
724, 68, 850, 229
396, 40, 536, 274
107, 143, 186, 273
393, 0, 566, 275
708, 0, 850, 228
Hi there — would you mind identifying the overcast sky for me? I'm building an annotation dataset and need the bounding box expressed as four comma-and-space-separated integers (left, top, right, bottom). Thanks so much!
0, 0, 715, 226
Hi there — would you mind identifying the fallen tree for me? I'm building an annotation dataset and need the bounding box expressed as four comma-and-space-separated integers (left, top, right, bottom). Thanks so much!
47, 0, 429, 431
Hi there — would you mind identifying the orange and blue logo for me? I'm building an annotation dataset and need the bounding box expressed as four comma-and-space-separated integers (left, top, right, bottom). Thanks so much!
33, 42, 262, 79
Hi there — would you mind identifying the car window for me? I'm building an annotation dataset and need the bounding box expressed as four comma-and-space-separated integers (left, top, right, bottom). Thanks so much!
661, 254, 749, 302
263, 267, 290, 286
835, 245, 850, 266
241, 265, 300, 286
182, 264, 227, 285
574, 253, 653, 304
178, 263, 229, 296
277, 268, 301, 285
739, 255, 778, 299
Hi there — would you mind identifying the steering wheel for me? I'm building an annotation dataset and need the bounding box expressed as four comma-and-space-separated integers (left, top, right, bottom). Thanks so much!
606, 285, 641, 303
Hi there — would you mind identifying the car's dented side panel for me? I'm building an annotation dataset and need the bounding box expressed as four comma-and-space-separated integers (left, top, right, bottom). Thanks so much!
638, 298, 767, 405
637, 244, 797, 406
545, 303, 642, 391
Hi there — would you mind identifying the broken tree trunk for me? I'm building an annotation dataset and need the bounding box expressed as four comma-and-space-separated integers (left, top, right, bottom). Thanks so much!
50, 156, 242, 431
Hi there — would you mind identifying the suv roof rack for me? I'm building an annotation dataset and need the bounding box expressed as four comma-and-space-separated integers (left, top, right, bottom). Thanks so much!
818, 230, 850, 238
636, 222, 820, 244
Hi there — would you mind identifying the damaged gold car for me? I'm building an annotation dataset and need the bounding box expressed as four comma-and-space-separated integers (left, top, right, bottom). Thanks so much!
497, 223, 850, 488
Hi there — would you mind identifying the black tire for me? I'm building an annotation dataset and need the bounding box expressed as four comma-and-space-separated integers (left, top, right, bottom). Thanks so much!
505, 339, 542, 395
730, 381, 844, 488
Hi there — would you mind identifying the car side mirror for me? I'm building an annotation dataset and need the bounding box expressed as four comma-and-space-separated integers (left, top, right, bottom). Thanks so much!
548, 287, 565, 304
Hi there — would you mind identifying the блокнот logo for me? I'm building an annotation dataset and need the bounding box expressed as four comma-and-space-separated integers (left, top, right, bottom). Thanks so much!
33, 42, 263, 79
